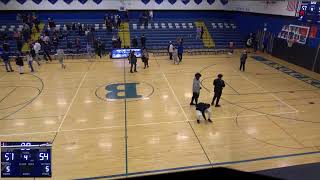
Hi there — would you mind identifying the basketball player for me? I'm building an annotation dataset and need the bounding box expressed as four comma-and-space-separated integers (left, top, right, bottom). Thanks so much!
130, 50, 137, 73
195, 102, 212, 124
15, 53, 24, 74
168, 41, 173, 60
190, 73, 201, 105
211, 74, 225, 107
33, 41, 41, 66
56, 48, 66, 69
142, 48, 149, 68
26, 51, 34, 72
240, 49, 248, 71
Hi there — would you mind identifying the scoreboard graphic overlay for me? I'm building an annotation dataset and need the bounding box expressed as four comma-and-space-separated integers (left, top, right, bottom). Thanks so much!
1, 142, 52, 177
298, 1, 320, 24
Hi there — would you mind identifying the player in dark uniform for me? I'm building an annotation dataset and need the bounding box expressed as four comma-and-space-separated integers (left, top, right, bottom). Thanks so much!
240, 49, 248, 71
195, 102, 212, 124
211, 74, 225, 107
130, 50, 137, 73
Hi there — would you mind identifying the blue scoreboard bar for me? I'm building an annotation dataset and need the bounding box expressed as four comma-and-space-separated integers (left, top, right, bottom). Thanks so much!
1, 142, 52, 177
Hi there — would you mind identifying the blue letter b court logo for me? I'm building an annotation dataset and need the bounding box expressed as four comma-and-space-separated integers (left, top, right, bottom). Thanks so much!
95, 82, 154, 102
105, 83, 142, 99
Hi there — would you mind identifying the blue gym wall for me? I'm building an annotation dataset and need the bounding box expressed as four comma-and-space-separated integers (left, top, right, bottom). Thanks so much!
232, 12, 320, 48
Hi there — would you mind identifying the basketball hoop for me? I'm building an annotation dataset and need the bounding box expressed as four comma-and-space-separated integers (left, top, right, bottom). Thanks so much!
287, 39, 295, 48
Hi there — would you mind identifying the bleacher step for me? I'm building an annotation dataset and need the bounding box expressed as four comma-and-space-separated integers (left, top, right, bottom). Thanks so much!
118, 22, 130, 48
195, 21, 215, 48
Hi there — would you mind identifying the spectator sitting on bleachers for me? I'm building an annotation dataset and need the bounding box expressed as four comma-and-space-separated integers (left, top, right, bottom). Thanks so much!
2, 40, 10, 52
13, 30, 21, 41
117, 16, 121, 28
91, 26, 95, 32
27, 14, 33, 28
114, 15, 118, 30
132, 36, 138, 47
52, 35, 59, 50
72, 22, 76, 31
104, 13, 109, 21
16, 13, 22, 22
63, 28, 69, 38
196, 26, 201, 40
112, 35, 117, 48
66, 23, 71, 31
22, 14, 28, 24
149, 10, 153, 21
57, 29, 64, 40
75, 38, 81, 53
33, 14, 40, 32
78, 23, 84, 36
0, 30, 8, 41
117, 37, 122, 48
66, 37, 72, 52
141, 11, 149, 26
125, 10, 129, 22
22, 23, 31, 41
16, 39, 23, 52
48, 18, 56, 31
86, 29, 95, 45
110, 15, 115, 27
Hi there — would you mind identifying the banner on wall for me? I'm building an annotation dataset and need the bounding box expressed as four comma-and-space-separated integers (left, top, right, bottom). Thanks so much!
64, 0, 73, 4
155, 0, 163, 5
0, 0, 10, 4
48, 0, 58, 4
32, 0, 42, 4
141, 0, 150, 5
207, 0, 215, 5
16, 0, 26, 4
78, 0, 87, 4
182, 0, 190, 5
220, 0, 228, 5
168, 0, 176, 5
93, 0, 102, 4
194, 0, 202, 5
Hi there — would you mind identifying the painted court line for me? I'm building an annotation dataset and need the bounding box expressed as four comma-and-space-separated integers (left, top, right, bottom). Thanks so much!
159, 61, 213, 165
238, 71, 299, 113
57, 71, 88, 133
74, 150, 320, 180
0, 73, 7, 81
0, 130, 58, 137
0, 111, 297, 137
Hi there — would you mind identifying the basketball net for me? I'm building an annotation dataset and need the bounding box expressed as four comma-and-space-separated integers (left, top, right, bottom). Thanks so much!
287, 39, 295, 48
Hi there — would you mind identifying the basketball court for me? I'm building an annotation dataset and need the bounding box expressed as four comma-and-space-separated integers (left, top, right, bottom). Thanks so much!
1, 51, 320, 179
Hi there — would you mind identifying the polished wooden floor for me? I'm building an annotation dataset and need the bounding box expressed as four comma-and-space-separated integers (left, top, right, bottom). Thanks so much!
0, 51, 320, 179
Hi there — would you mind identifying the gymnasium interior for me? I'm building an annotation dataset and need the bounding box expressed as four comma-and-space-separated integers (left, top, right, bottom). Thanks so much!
0, 0, 320, 179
